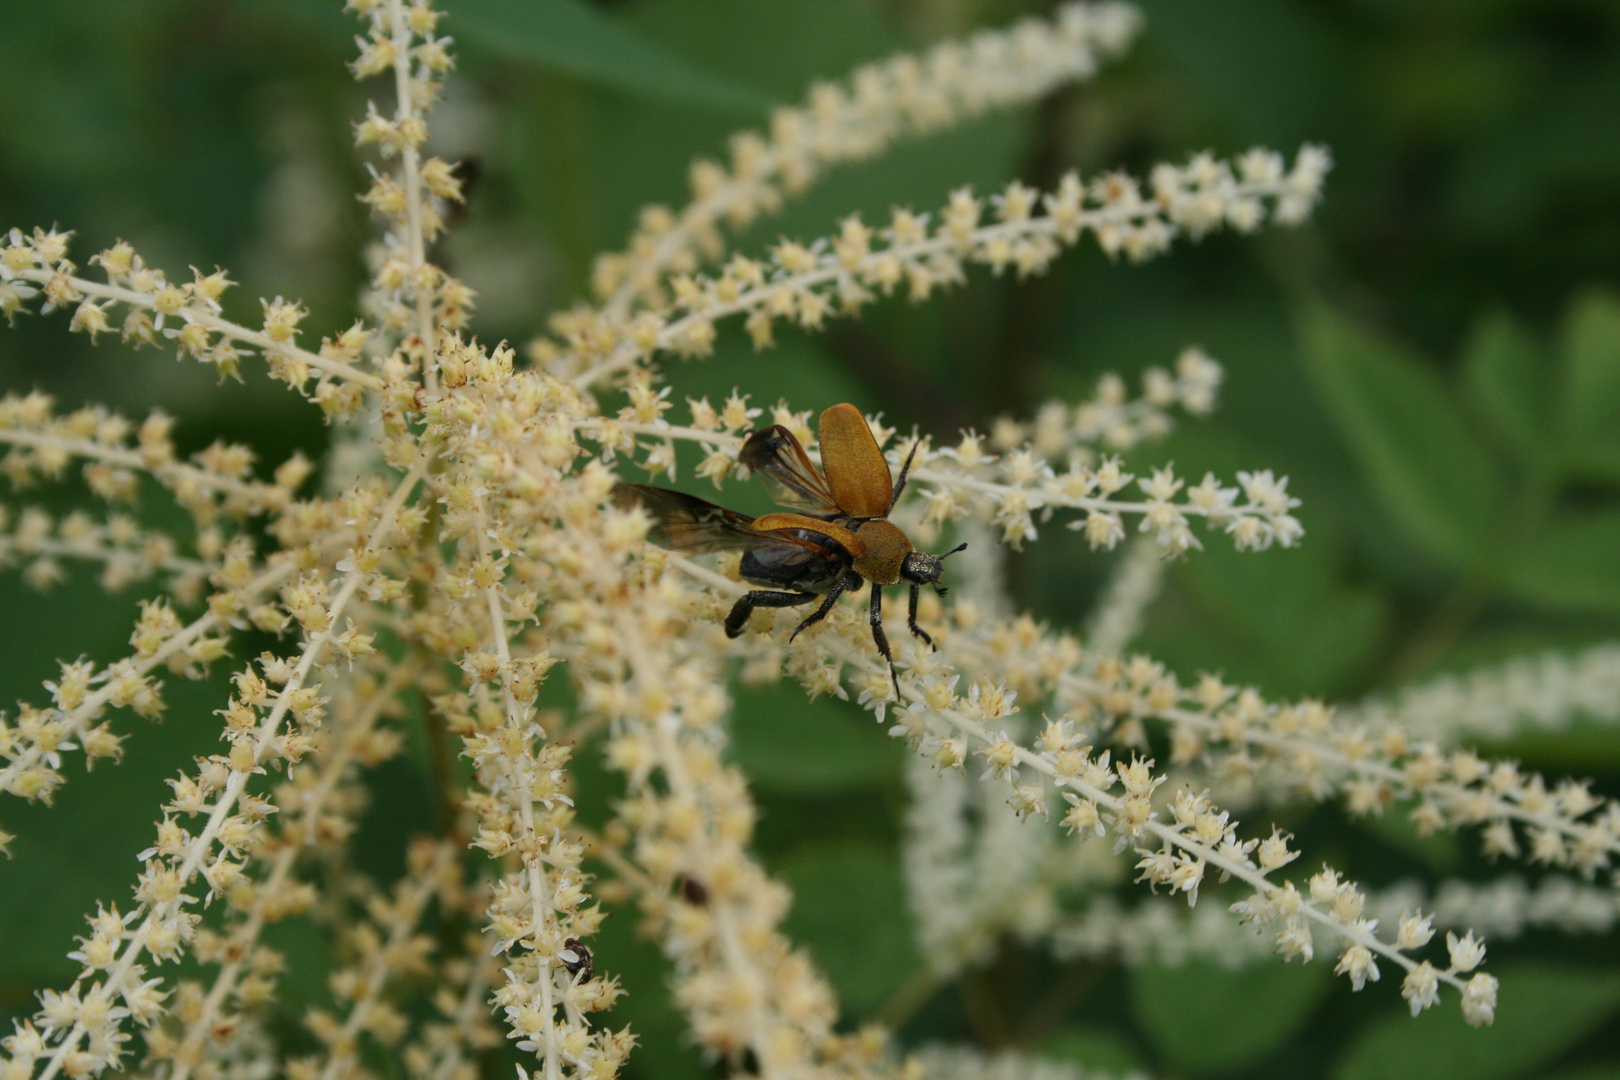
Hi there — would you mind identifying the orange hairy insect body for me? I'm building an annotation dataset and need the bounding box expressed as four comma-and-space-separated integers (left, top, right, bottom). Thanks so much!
851, 518, 912, 585
617, 401, 966, 698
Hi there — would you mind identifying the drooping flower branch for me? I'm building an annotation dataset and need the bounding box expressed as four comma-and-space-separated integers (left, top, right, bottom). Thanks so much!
663, 550, 1501, 1025
558, 146, 1330, 389
585, 1, 1145, 321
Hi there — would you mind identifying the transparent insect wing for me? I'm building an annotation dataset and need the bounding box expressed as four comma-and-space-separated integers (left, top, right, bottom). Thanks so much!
737, 424, 840, 513
613, 484, 820, 554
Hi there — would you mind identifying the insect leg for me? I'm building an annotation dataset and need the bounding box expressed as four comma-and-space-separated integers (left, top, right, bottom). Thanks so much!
906, 582, 935, 649
726, 590, 816, 638
870, 585, 901, 699
787, 577, 849, 642
889, 437, 922, 511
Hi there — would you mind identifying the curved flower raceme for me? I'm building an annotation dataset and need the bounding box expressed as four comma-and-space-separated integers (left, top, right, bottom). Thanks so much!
585, 2, 1145, 322
554, 147, 1330, 389
663, 549, 1502, 1027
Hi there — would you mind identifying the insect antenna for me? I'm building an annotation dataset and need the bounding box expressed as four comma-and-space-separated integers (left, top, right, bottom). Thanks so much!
931, 542, 968, 595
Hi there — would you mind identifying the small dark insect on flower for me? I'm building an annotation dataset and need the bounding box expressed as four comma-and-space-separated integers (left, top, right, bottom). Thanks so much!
681, 877, 709, 906
559, 938, 593, 984
616, 403, 966, 698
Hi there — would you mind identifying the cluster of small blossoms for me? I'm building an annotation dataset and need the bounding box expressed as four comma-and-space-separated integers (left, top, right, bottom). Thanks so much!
1049, 658, 1620, 882
922, 603, 1620, 889
0, 564, 271, 806
573, 381, 1301, 556
417, 354, 884, 1077
910, 427, 1302, 553
554, 145, 1330, 389
593, 634, 847, 1072
584, 1, 1144, 320
667, 551, 1498, 1025
0, 504, 213, 597
0, 445, 368, 813
399, 934, 504, 1080
0, 468, 421, 1080
10, 0, 1602, 1070
0, 392, 310, 522
348, 0, 474, 394
900, 749, 1110, 978
884, 605, 1613, 1016
0, 230, 382, 407
1339, 641, 1620, 744
896, 536, 1164, 981
141, 667, 412, 1080
893, 552, 1620, 1006
1372, 873, 1620, 943
987, 347, 1225, 457
1047, 870, 1619, 974
413, 353, 632, 1080
290, 841, 463, 1080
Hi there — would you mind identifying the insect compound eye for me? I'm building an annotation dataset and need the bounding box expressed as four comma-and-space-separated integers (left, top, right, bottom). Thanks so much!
559, 937, 594, 983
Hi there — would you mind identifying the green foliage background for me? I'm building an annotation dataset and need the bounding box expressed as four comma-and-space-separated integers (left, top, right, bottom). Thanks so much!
1, 1, 1618, 1078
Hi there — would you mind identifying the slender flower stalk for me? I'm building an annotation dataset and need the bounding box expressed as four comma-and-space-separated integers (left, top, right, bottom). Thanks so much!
1049, 872, 1620, 968
563, 147, 1330, 389
665, 550, 1500, 1025
3, 465, 421, 1080
0, 557, 296, 806
584, 1, 1144, 322
1339, 642, 1620, 743
154, 665, 416, 1080
0, 505, 214, 599
295, 841, 461, 1080
0, 234, 381, 394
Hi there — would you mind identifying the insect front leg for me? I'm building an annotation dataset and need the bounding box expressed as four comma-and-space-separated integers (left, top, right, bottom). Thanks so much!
870, 585, 902, 699
787, 575, 852, 642
906, 582, 935, 649
726, 590, 816, 638
868, 585, 893, 662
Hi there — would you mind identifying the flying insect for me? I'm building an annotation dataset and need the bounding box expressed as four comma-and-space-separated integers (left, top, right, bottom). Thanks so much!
615, 403, 965, 696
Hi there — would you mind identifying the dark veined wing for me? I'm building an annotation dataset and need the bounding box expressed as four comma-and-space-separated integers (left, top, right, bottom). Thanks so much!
613, 484, 825, 555
737, 425, 840, 514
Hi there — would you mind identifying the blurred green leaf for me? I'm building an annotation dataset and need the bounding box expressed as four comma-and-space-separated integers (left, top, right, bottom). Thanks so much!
1501, 507, 1620, 614
1131, 958, 1333, 1072
587, 898, 706, 1080
1300, 303, 1501, 572
779, 840, 916, 1016
1333, 966, 1620, 1080
1462, 310, 1552, 473
1541, 1068, 1620, 1080
448, 0, 770, 114
1557, 289, 1620, 482
1134, 428, 1389, 698
728, 681, 900, 794
1037, 1026, 1150, 1076
627, 0, 896, 102
1355, 803, 1464, 874
1483, 715, 1620, 774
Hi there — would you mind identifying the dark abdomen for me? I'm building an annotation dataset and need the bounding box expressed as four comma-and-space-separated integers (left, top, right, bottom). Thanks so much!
740, 542, 847, 593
